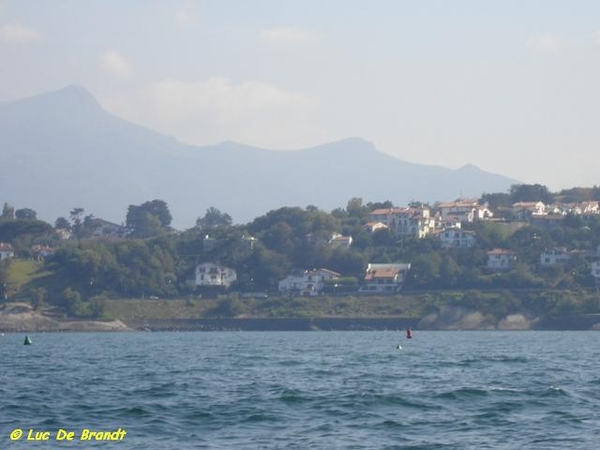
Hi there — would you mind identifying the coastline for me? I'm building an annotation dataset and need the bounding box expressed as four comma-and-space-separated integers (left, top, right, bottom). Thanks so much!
3, 302, 600, 332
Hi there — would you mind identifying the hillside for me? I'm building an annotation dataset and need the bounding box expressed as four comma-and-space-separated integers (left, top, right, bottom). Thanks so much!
0, 85, 519, 228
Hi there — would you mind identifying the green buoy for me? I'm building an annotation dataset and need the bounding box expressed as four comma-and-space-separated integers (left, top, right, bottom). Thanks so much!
24, 335, 32, 345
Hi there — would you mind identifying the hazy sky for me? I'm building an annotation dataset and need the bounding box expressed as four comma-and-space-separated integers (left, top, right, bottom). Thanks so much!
1, 1, 599, 190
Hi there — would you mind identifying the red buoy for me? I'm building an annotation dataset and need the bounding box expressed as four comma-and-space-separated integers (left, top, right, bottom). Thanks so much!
406, 329, 413, 339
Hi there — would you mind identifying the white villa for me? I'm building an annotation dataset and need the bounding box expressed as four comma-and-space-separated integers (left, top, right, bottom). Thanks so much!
329, 233, 353, 248
91, 219, 127, 238
548, 201, 599, 216
438, 199, 492, 223
363, 221, 389, 233
278, 268, 341, 296
369, 207, 434, 239
592, 261, 600, 284
359, 263, 411, 293
31, 245, 56, 261
512, 201, 546, 220
0, 242, 14, 261
540, 248, 571, 267
437, 228, 477, 249
195, 263, 237, 288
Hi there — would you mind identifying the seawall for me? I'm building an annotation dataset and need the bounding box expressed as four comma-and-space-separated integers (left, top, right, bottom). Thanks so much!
125, 317, 420, 331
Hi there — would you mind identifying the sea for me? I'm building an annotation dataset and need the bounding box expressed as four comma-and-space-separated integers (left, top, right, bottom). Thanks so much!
2, 331, 600, 449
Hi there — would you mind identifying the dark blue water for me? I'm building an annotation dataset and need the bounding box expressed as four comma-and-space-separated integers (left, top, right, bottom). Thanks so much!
2, 331, 600, 449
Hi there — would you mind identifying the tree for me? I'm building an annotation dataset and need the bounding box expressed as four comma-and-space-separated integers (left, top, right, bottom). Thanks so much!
60, 288, 82, 315
372, 228, 394, 247
15, 208, 37, 220
0, 219, 54, 244
439, 255, 460, 287
143, 199, 172, 227
71, 214, 101, 239
128, 211, 162, 238
2, 203, 15, 220
69, 208, 85, 226
346, 197, 368, 218
480, 192, 512, 210
0, 259, 11, 299
55, 217, 71, 230
196, 207, 232, 230
366, 200, 394, 210
126, 200, 172, 238
89, 295, 108, 318
510, 184, 554, 204
30, 287, 46, 310
262, 222, 295, 254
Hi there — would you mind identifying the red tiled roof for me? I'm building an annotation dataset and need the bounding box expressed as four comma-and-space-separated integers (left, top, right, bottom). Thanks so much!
487, 248, 514, 255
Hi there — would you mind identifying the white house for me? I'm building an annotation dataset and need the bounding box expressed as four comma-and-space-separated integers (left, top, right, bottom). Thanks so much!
278, 268, 341, 296
363, 221, 389, 233
555, 201, 600, 216
195, 263, 237, 288
369, 207, 434, 238
591, 261, 600, 284
486, 249, 517, 270
329, 233, 353, 248
438, 228, 477, 249
540, 248, 571, 267
512, 201, 546, 220
31, 245, 56, 261
359, 263, 411, 293
91, 219, 127, 238
437, 199, 491, 223
0, 242, 14, 261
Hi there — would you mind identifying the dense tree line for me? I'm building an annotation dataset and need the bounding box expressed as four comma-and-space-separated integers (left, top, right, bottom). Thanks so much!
1, 184, 600, 310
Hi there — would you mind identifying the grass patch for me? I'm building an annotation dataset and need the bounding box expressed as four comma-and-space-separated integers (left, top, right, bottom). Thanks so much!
103, 298, 223, 320
6, 259, 54, 297
102, 294, 428, 320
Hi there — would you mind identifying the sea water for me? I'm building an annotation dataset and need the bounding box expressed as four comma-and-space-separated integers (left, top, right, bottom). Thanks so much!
2, 331, 600, 449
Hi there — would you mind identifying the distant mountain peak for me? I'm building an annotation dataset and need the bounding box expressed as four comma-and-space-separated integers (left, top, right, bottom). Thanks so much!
62, 83, 96, 97
298, 137, 378, 156
457, 163, 480, 171
0, 85, 520, 228
45, 84, 102, 109
1, 84, 102, 116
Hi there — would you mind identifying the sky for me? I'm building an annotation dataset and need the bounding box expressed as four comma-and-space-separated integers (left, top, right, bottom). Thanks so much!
1, 0, 599, 191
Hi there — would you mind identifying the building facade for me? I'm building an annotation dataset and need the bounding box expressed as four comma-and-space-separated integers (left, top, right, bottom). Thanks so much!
359, 263, 411, 293
195, 263, 237, 288
278, 268, 341, 296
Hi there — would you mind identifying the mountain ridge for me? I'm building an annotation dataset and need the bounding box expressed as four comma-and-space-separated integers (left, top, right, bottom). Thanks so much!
0, 85, 520, 228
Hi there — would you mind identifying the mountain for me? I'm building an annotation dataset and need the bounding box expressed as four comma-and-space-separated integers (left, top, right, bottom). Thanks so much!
0, 85, 519, 228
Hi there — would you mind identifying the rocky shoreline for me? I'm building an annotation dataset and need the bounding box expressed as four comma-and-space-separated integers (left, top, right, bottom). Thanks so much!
0, 303, 131, 332
3, 303, 600, 332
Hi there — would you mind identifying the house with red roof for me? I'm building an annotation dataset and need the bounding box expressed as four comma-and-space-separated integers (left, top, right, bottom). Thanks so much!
359, 263, 411, 293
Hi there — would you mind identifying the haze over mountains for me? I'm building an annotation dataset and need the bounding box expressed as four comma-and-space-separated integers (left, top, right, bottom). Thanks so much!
0, 85, 519, 229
